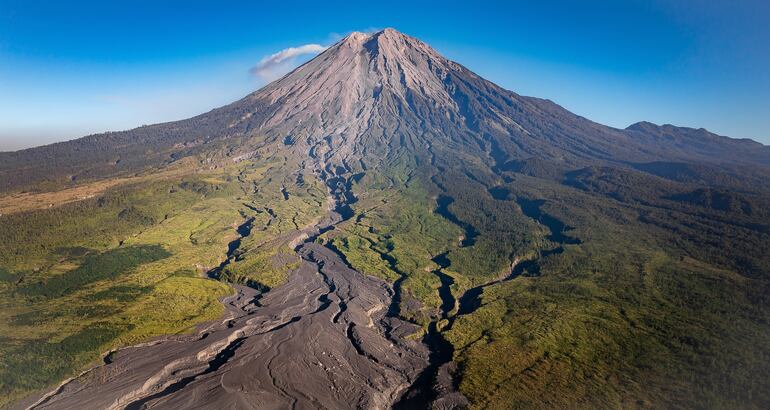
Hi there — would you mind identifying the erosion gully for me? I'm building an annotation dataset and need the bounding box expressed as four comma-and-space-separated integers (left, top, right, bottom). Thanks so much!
395, 185, 583, 408
20, 172, 580, 410
20, 165, 426, 410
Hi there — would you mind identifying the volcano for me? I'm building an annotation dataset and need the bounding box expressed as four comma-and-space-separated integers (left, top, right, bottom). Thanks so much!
3, 28, 768, 190
3, 29, 770, 409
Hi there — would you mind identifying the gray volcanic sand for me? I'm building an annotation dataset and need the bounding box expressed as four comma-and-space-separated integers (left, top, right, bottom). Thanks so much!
24, 230, 427, 410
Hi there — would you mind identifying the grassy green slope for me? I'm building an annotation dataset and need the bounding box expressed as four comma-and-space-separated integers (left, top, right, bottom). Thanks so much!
446, 176, 770, 408
326, 161, 770, 408
0, 149, 328, 406
1, 142, 768, 408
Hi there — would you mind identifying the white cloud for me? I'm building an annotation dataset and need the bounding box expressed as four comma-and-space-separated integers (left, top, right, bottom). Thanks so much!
251, 44, 327, 82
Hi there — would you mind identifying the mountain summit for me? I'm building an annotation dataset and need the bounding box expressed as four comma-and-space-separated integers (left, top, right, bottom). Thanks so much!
231, 28, 469, 164
2, 28, 768, 191
222, 27, 770, 171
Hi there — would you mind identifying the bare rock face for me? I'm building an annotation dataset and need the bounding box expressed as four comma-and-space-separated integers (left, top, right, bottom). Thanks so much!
221, 28, 770, 174
229, 28, 480, 169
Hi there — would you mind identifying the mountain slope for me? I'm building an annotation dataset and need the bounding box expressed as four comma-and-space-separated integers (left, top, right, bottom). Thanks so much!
2, 29, 769, 192
1, 29, 769, 409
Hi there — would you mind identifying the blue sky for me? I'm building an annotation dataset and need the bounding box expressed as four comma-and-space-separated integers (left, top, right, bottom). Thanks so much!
1, 0, 768, 150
